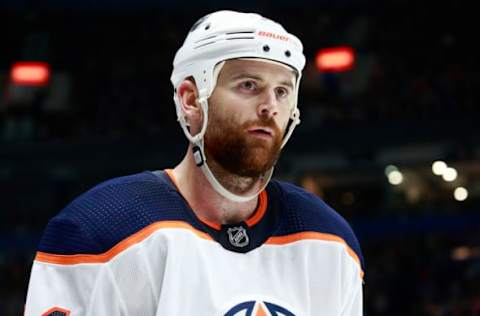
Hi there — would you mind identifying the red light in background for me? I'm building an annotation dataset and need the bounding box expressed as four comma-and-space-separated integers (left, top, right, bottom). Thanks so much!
315, 47, 355, 72
10, 62, 50, 87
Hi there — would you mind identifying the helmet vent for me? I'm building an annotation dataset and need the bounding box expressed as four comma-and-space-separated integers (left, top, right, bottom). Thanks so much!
194, 41, 216, 49
225, 31, 255, 35
195, 34, 218, 44
225, 31, 255, 41
226, 37, 255, 40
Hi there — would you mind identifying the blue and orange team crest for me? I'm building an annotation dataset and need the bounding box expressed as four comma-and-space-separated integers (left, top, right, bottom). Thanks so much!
41, 307, 71, 316
225, 300, 295, 316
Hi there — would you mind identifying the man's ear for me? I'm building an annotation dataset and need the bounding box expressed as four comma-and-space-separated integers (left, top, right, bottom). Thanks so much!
177, 79, 203, 129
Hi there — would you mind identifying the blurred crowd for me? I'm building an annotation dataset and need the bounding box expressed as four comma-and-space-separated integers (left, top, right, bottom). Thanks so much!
0, 3, 478, 316
1, 4, 476, 141
364, 230, 480, 315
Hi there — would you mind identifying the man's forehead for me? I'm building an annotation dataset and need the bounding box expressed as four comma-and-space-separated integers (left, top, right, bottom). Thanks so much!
221, 58, 297, 83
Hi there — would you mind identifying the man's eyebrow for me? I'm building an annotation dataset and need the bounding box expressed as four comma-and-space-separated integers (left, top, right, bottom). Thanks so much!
279, 80, 295, 90
230, 73, 295, 89
231, 73, 263, 81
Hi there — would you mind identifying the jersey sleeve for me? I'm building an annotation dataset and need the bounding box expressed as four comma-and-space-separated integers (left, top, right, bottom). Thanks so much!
24, 172, 177, 315
340, 250, 364, 316
24, 217, 125, 315
272, 180, 365, 315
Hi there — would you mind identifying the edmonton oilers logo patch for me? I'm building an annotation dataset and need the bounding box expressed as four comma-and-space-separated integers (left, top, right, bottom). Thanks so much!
227, 226, 249, 248
224, 300, 295, 316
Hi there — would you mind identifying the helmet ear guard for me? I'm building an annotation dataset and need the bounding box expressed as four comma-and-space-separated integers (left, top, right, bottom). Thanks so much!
171, 10, 306, 203
173, 59, 224, 145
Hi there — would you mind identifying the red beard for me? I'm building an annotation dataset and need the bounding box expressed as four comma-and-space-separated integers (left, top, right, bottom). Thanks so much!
204, 114, 283, 178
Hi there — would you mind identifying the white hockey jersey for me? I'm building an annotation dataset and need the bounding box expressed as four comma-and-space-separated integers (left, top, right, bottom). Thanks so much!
25, 170, 364, 316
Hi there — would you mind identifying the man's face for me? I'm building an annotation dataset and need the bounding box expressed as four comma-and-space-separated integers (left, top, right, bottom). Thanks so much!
204, 59, 296, 178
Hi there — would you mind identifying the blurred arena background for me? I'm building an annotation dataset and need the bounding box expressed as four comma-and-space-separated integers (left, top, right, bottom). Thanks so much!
0, 0, 479, 315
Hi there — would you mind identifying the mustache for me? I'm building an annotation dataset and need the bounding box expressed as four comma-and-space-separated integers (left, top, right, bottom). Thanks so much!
242, 117, 280, 130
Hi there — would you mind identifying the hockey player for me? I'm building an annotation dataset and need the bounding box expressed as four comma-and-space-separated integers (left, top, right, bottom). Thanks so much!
25, 10, 364, 315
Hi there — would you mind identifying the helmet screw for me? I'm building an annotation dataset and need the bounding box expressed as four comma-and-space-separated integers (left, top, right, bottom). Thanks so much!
285, 50, 291, 57
263, 45, 270, 52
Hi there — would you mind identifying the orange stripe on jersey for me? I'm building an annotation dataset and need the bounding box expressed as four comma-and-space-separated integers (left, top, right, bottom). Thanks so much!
245, 190, 267, 227
266, 232, 364, 278
35, 221, 212, 265
198, 216, 222, 230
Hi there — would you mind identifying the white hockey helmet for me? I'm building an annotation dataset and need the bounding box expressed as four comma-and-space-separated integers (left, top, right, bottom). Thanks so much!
171, 10, 306, 202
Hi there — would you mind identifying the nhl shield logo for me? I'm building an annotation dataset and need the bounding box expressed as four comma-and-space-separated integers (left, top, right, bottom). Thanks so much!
227, 226, 249, 248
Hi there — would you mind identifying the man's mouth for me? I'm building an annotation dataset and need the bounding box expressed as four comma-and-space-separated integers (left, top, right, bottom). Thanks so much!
247, 127, 274, 139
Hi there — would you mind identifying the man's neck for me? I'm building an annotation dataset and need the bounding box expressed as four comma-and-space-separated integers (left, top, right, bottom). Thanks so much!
172, 149, 262, 225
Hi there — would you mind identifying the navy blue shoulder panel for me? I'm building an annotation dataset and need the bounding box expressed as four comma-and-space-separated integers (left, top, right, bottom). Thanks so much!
38, 171, 198, 255
270, 180, 364, 269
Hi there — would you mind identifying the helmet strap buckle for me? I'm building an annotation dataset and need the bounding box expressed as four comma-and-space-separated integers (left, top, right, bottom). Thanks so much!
192, 145, 205, 167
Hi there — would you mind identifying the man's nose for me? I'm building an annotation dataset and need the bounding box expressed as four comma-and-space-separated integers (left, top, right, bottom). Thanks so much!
257, 90, 279, 118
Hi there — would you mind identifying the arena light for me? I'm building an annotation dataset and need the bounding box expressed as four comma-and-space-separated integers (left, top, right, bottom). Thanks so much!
315, 46, 355, 72
10, 62, 50, 87
454, 187, 468, 201
452, 245, 480, 261
442, 167, 458, 182
388, 170, 403, 185
452, 246, 470, 261
432, 160, 447, 175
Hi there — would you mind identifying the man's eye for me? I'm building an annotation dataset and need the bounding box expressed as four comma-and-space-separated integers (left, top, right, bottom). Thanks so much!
240, 81, 256, 90
276, 87, 289, 98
